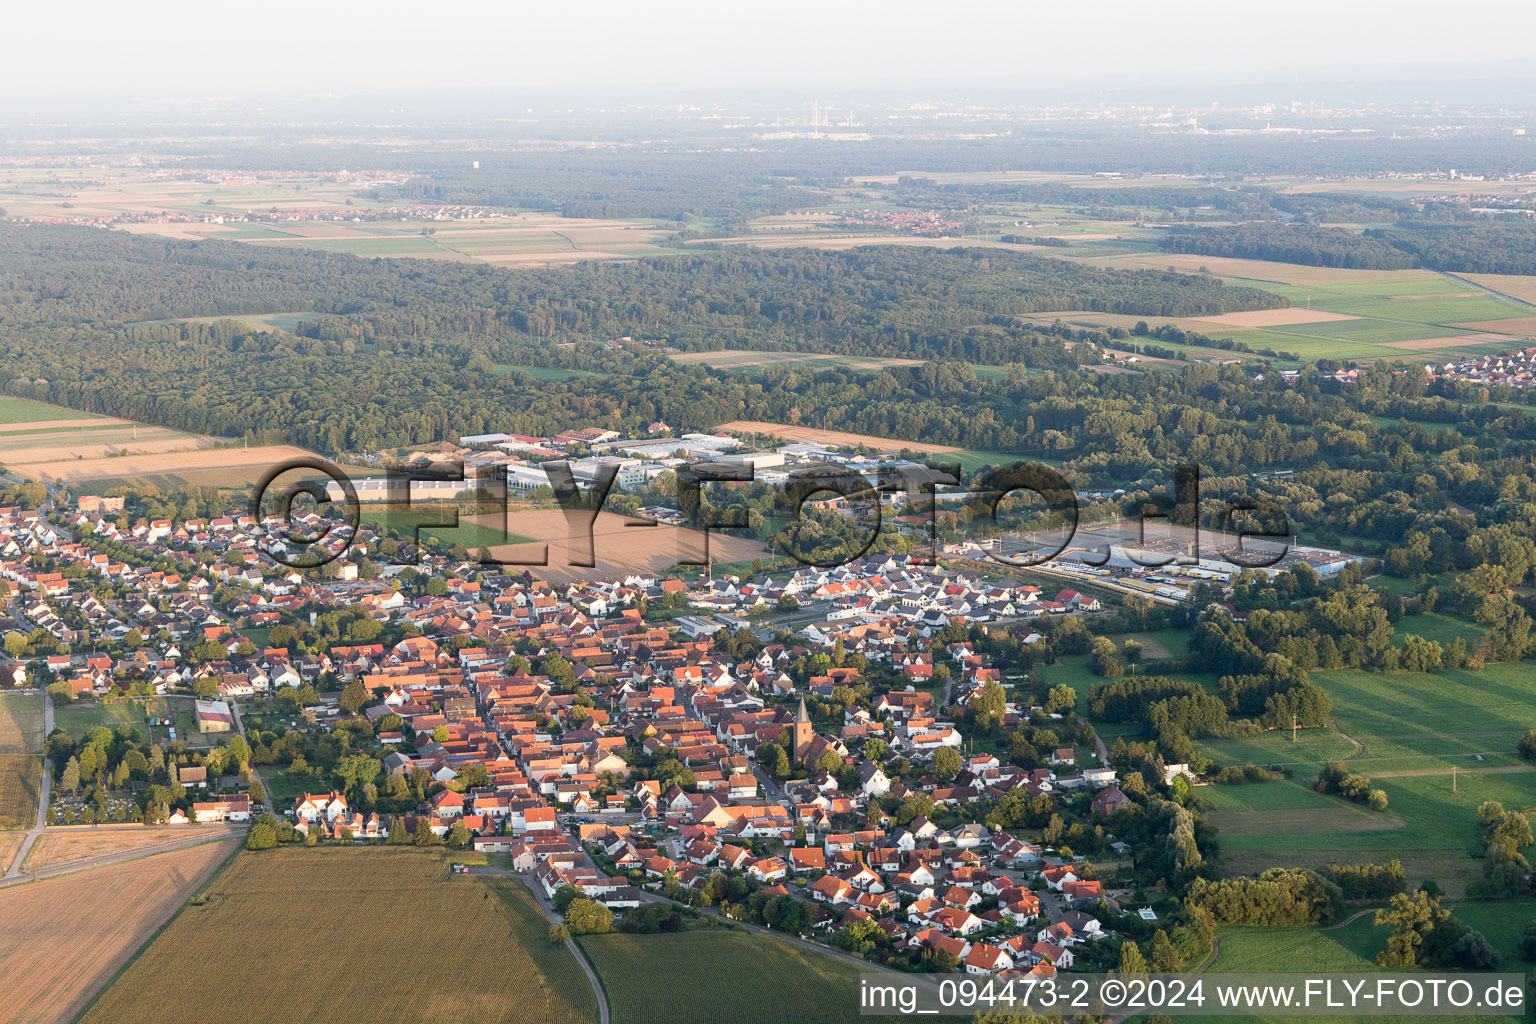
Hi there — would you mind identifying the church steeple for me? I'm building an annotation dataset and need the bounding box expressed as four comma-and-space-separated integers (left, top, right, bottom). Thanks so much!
793, 695, 814, 764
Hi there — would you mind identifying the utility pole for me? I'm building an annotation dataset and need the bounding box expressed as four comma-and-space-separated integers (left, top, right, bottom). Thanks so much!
1452, 764, 1457, 794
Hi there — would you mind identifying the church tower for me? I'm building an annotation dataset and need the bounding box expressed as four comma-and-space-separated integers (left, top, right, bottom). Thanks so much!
793, 696, 815, 765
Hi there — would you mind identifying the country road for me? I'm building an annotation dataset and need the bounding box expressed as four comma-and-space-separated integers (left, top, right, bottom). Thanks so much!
5, 692, 53, 879
0, 826, 242, 888
467, 863, 934, 1010
467, 866, 610, 1024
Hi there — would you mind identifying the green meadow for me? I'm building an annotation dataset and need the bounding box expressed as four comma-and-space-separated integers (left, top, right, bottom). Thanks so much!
1199, 659, 1536, 896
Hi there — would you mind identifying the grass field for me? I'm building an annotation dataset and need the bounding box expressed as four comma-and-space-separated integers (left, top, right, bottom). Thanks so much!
580, 928, 869, 1024
1189, 912, 1524, 1024
0, 753, 42, 830
0, 840, 239, 1024
52, 699, 147, 741
81, 847, 598, 1024
491, 363, 602, 380
362, 509, 537, 550
0, 397, 110, 426
1201, 660, 1536, 896
0, 694, 43, 754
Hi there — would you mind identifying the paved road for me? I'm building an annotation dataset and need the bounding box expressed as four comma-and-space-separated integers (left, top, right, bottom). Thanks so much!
467, 867, 611, 1024
1444, 271, 1536, 312
6, 693, 53, 878
229, 700, 271, 812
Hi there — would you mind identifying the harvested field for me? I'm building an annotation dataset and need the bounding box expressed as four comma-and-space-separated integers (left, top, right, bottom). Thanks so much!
713, 420, 958, 454
21, 444, 316, 485
1074, 251, 1443, 285
1459, 273, 1536, 306
468, 509, 770, 586
1450, 316, 1536, 336
0, 431, 210, 464
1380, 333, 1516, 350
0, 694, 44, 754
22, 826, 236, 873
1193, 308, 1359, 328
81, 847, 597, 1024
0, 833, 21, 874
0, 754, 42, 830
0, 839, 238, 1024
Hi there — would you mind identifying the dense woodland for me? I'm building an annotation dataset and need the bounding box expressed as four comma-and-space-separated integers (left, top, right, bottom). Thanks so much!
7, 221, 1536, 663
1163, 217, 1536, 275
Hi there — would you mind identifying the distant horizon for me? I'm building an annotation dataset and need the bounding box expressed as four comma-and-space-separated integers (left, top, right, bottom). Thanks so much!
6, 0, 1536, 100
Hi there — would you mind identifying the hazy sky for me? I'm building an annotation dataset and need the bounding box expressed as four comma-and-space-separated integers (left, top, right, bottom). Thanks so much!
7, 0, 1536, 98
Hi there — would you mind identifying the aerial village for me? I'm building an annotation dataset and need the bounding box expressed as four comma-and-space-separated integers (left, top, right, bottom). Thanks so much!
0, 428, 1339, 979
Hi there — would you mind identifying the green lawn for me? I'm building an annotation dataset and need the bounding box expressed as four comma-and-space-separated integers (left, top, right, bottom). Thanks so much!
52, 699, 148, 740
580, 928, 874, 1024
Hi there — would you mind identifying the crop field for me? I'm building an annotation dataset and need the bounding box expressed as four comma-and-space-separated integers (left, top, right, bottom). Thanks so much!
1073, 251, 1446, 285
0, 694, 44, 754
0, 839, 238, 1024
0, 754, 42, 830
1453, 272, 1536, 306
81, 847, 598, 1024
1030, 264, 1532, 364
20, 443, 318, 486
0, 168, 676, 263
580, 928, 869, 1024
0, 832, 21, 873
22, 826, 238, 873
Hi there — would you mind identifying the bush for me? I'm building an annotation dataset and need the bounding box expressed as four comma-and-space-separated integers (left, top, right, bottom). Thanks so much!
1517, 730, 1536, 761
246, 822, 277, 850
565, 897, 613, 935
1518, 921, 1536, 962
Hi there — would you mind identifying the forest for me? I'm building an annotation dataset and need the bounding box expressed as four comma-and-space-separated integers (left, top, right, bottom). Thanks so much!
1162, 217, 1536, 275
8, 220, 1536, 643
